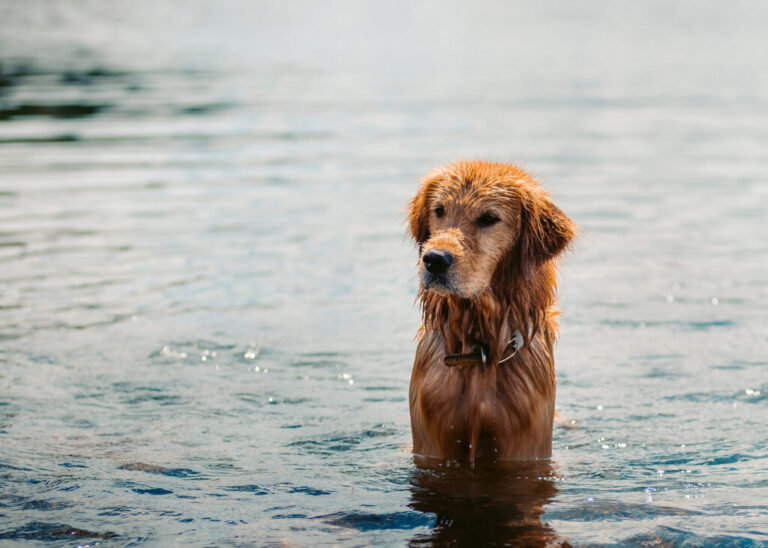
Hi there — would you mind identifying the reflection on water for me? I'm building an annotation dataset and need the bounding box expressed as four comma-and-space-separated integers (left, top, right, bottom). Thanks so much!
410, 458, 563, 546
2, 0, 768, 546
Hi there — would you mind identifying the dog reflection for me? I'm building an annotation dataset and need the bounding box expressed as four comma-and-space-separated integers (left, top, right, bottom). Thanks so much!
409, 457, 568, 547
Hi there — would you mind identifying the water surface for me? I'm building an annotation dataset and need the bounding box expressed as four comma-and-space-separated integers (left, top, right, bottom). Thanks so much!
1, 1, 768, 545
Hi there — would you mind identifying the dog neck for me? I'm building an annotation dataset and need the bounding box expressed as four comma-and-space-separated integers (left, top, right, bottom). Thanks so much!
418, 263, 559, 365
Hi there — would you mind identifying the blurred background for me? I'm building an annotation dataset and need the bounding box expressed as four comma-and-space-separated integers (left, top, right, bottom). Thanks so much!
1, 1, 767, 545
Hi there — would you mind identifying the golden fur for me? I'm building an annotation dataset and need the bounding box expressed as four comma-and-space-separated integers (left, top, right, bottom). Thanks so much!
407, 160, 576, 462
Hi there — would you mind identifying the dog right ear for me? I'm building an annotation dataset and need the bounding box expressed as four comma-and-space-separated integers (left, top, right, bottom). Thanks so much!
407, 174, 438, 244
515, 187, 576, 280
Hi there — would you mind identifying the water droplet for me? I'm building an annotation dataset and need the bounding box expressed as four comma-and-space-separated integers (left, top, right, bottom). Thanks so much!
710, 297, 719, 306
586, 497, 594, 502
596, 405, 603, 410
666, 295, 674, 303
160, 346, 187, 359
244, 349, 259, 360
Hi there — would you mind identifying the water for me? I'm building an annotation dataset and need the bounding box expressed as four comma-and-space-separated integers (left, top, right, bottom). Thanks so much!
1, 1, 768, 545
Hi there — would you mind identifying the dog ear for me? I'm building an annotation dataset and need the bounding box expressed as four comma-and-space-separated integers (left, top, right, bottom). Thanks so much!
516, 189, 576, 279
407, 174, 439, 244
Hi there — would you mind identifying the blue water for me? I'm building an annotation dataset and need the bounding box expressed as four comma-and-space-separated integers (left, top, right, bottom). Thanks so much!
1, 1, 768, 545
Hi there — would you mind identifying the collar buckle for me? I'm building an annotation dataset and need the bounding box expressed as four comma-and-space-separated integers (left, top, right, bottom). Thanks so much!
498, 330, 524, 364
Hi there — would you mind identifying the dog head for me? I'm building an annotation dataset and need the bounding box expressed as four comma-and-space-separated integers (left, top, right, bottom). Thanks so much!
408, 161, 575, 298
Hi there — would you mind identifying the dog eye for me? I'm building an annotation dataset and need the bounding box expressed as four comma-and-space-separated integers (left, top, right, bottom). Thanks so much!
434, 205, 445, 218
476, 213, 500, 227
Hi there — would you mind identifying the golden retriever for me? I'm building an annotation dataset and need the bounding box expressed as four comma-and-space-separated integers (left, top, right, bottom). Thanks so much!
407, 160, 576, 463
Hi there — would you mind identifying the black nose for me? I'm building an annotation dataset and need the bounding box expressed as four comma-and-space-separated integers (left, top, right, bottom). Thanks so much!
422, 250, 453, 274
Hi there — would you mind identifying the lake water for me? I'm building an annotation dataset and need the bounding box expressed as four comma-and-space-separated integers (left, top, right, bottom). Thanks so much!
1, 1, 767, 545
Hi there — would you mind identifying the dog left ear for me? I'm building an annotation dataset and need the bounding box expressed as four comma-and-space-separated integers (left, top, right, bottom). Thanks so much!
516, 189, 576, 279
407, 173, 439, 245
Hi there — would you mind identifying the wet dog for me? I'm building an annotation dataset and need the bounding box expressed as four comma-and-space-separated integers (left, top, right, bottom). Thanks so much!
407, 160, 575, 462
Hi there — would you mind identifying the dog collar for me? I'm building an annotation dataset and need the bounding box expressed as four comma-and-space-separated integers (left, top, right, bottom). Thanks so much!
444, 330, 525, 368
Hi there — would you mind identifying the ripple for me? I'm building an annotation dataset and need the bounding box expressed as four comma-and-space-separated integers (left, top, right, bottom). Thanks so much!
322, 511, 433, 531
177, 102, 236, 115
119, 463, 200, 478
291, 358, 347, 369
288, 425, 400, 455
223, 484, 270, 495
545, 500, 703, 522
131, 487, 174, 495
21, 498, 75, 511
285, 485, 331, 496
598, 319, 738, 331
0, 521, 117, 541
0, 103, 110, 120
664, 386, 768, 405
619, 526, 767, 547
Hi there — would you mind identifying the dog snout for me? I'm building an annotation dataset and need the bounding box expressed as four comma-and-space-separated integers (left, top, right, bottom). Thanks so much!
422, 250, 453, 274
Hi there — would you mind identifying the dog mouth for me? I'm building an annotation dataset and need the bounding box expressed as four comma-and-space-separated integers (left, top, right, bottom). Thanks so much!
421, 269, 488, 299
422, 272, 455, 294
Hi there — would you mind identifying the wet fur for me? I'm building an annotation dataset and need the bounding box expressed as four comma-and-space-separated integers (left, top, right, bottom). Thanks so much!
408, 160, 576, 462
